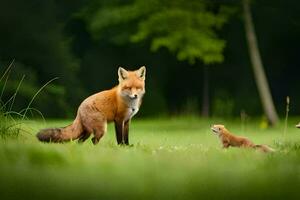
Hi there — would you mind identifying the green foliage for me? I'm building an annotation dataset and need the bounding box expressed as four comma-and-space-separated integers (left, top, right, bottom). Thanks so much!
212, 90, 235, 117
0, 63, 22, 139
0, 1, 84, 117
0, 101, 21, 140
0, 111, 21, 139
83, 0, 234, 64
0, 0, 299, 117
0, 62, 63, 139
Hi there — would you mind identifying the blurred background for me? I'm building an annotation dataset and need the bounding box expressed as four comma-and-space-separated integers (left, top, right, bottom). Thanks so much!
0, 0, 299, 123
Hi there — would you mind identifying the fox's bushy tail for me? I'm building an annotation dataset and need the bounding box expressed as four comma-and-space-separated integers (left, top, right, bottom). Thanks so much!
37, 117, 83, 143
254, 144, 275, 153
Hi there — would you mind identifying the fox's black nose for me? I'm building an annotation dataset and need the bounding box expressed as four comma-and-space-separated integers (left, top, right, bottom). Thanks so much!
129, 94, 138, 99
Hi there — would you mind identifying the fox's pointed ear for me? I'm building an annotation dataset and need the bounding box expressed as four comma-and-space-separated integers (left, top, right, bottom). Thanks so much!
118, 67, 128, 82
136, 66, 146, 80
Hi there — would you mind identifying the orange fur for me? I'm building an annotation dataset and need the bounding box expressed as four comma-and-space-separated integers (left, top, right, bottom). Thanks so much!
37, 66, 146, 145
211, 124, 275, 153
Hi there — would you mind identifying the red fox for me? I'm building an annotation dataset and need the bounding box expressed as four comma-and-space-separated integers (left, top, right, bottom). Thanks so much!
211, 124, 275, 153
37, 66, 146, 145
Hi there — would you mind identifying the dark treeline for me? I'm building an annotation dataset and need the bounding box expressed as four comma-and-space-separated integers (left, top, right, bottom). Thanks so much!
0, 0, 299, 119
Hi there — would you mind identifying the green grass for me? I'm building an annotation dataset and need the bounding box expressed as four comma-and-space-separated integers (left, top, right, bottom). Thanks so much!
0, 112, 21, 139
1, 117, 300, 200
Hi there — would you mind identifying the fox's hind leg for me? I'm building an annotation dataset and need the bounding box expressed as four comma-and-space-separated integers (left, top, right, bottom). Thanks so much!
78, 130, 91, 143
80, 110, 107, 145
91, 123, 107, 145
82, 123, 106, 145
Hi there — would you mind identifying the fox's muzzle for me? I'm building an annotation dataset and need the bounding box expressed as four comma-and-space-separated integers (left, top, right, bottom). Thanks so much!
211, 127, 219, 134
129, 94, 138, 99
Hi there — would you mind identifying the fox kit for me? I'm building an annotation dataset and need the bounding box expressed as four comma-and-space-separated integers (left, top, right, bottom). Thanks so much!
211, 124, 275, 153
37, 66, 146, 145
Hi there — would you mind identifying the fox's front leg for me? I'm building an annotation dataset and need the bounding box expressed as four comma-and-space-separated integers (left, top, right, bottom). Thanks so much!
114, 120, 123, 145
123, 120, 130, 145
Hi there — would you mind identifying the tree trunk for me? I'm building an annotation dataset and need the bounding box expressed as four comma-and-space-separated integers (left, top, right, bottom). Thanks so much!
201, 66, 209, 117
243, 0, 279, 126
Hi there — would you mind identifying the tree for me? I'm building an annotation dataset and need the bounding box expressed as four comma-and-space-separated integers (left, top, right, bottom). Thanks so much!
82, 0, 232, 116
243, 0, 279, 125
0, 0, 85, 117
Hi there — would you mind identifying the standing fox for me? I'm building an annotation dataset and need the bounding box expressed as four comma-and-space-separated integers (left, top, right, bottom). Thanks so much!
37, 66, 146, 145
211, 124, 275, 153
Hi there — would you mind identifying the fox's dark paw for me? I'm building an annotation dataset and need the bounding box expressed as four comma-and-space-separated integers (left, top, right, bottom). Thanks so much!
119, 143, 134, 147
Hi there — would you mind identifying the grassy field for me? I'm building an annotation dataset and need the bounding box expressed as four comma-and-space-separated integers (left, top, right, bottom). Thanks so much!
1, 117, 300, 200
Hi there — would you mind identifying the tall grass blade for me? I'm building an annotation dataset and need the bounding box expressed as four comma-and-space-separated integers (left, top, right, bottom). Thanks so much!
0, 59, 14, 83
9, 75, 25, 111
22, 77, 59, 120
0, 65, 12, 100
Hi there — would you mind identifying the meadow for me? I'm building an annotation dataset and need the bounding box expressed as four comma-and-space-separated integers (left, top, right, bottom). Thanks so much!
1, 117, 300, 200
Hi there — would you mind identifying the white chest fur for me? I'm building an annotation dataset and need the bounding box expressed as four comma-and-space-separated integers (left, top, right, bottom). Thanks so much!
124, 98, 140, 121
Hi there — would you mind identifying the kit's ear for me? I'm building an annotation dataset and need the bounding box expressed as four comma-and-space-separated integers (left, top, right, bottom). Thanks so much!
136, 66, 146, 80
118, 67, 128, 82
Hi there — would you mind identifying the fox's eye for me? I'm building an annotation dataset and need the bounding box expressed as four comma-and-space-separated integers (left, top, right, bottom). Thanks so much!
123, 86, 130, 90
